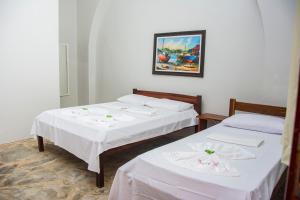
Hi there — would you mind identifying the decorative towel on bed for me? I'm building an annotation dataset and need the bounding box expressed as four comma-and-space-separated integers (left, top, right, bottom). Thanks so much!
101, 102, 129, 110
207, 132, 264, 147
188, 142, 255, 160
61, 108, 91, 117
78, 107, 152, 127
126, 106, 156, 116
62, 107, 136, 128
82, 115, 117, 127
98, 102, 157, 116
163, 151, 240, 177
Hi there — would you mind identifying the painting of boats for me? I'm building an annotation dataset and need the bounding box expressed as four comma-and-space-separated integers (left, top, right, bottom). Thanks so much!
152, 30, 206, 77
158, 52, 170, 63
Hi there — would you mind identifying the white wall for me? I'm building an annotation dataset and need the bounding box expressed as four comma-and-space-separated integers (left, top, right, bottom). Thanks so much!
94, 0, 295, 115
77, 0, 100, 105
0, 0, 60, 144
59, 0, 78, 107
257, 0, 296, 105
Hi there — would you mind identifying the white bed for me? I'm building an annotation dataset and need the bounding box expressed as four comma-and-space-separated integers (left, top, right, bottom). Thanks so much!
31, 101, 198, 173
109, 98, 287, 200
109, 123, 286, 200
31, 89, 202, 187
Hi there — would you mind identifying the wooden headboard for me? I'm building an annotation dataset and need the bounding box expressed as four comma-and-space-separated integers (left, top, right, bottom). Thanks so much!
229, 98, 286, 117
133, 89, 202, 114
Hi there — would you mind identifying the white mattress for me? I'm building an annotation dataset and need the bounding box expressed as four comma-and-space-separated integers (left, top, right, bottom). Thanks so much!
109, 124, 286, 200
31, 102, 198, 173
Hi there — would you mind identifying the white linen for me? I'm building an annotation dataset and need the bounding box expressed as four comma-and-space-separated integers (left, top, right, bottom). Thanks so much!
188, 142, 256, 160
31, 101, 197, 173
146, 98, 193, 112
207, 132, 264, 147
109, 124, 286, 200
222, 113, 284, 134
61, 108, 90, 117
101, 101, 130, 110
117, 94, 157, 106
82, 115, 118, 128
163, 151, 240, 177
113, 114, 136, 122
126, 106, 157, 116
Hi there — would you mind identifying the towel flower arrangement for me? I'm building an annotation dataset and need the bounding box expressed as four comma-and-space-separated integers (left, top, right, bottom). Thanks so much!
163, 142, 256, 177
60, 106, 137, 128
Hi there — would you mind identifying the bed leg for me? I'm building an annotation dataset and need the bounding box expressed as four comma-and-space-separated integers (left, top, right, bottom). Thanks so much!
37, 136, 44, 152
96, 154, 104, 188
194, 125, 199, 133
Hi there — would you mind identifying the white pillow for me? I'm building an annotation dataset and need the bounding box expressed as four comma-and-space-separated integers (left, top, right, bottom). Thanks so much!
145, 98, 193, 112
117, 94, 157, 106
222, 113, 284, 134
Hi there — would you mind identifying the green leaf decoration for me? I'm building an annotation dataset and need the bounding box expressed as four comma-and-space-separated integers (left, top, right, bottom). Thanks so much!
205, 149, 215, 155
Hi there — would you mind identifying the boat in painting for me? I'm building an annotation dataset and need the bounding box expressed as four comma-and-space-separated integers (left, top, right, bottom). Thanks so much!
183, 54, 197, 63
158, 52, 170, 63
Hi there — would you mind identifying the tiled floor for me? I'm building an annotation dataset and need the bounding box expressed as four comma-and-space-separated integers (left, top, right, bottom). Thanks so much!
0, 136, 180, 200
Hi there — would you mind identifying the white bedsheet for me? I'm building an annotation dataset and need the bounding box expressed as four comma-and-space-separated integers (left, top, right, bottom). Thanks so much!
31, 102, 197, 173
109, 124, 286, 200
207, 132, 264, 147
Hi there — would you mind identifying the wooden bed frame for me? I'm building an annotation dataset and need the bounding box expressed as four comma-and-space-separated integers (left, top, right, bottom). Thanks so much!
229, 98, 286, 117
37, 89, 202, 188
229, 98, 287, 199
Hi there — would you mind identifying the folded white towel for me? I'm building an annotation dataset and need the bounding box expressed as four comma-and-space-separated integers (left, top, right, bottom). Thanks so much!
163, 151, 240, 177
127, 106, 156, 116
82, 115, 117, 128
114, 114, 136, 122
189, 142, 255, 160
102, 102, 129, 110
61, 108, 89, 117
207, 132, 264, 147
88, 107, 109, 116
168, 152, 197, 161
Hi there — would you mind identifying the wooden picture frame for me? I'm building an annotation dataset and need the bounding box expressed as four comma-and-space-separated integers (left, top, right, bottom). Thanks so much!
152, 30, 206, 77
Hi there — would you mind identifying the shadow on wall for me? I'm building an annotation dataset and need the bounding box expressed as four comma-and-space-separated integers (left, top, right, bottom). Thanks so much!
77, 0, 100, 105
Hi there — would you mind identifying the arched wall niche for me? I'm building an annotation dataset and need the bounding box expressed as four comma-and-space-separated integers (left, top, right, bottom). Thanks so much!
88, 0, 295, 114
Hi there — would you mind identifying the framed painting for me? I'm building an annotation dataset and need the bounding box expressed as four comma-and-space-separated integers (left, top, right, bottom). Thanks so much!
152, 30, 206, 77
